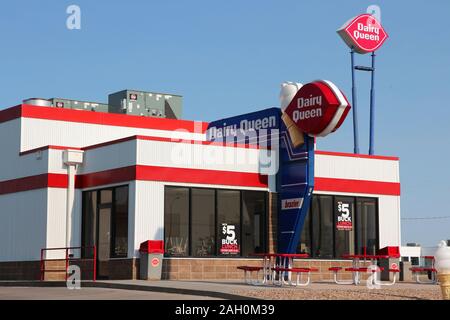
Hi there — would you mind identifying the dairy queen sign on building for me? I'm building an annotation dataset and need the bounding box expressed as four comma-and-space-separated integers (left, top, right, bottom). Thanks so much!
0, 12, 400, 281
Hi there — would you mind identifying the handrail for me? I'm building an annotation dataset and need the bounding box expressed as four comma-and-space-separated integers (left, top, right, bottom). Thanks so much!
40, 246, 96, 282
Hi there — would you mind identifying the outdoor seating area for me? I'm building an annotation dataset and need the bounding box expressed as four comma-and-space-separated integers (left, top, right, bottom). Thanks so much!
237, 248, 433, 288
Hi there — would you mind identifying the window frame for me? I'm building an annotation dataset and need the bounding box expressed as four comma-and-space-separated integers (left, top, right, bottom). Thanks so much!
164, 186, 268, 258
81, 184, 129, 259
300, 194, 380, 260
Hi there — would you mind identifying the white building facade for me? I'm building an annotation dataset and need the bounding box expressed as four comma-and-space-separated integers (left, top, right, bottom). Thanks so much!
0, 103, 401, 280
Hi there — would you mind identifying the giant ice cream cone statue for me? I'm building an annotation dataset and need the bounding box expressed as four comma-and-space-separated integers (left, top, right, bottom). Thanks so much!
281, 111, 304, 147
279, 82, 304, 147
435, 240, 450, 300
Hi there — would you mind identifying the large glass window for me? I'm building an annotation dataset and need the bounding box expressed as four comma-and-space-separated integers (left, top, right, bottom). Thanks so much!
311, 195, 334, 259
164, 187, 189, 256
242, 191, 266, 256
217, 190, 241, 256
164, 187, 267, 258
334, 196, 355, 258
113, 186, 129, 257
356, 198, 378, 255
297, 194, 379, 259
81, 191, 97, 258
298, 208, 311, 255
191, 188, 215, 257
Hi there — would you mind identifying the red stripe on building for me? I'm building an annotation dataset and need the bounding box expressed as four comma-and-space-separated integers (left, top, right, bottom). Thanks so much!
1, 104, 209, 133
75, 165, 268, 189
0, 173, 68, 195
75, 166, 136, 189
135, 165, 268, 188
315, 150, 399, 161
314, 177, 400, 196
1, 171, 400, 195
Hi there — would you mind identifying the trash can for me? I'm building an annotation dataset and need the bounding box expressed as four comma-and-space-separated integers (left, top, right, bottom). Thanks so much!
139, 240, 164, 280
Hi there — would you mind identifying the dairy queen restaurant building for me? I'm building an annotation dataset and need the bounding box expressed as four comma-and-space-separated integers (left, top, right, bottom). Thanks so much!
0, 89, 401, 281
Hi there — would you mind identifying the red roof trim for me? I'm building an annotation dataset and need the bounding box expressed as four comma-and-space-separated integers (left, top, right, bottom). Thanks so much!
1, 104, 209, 132
0, 105, 22, 124
315, 150, 399, 161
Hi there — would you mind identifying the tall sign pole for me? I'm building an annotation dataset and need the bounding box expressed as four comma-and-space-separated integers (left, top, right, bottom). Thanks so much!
369, 52, 376, 155
337, 14, 388, 155
350, 47, 360, 154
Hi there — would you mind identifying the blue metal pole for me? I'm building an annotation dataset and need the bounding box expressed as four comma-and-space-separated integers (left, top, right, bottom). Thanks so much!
369, 52, 376, 155
351, 48, 360, 154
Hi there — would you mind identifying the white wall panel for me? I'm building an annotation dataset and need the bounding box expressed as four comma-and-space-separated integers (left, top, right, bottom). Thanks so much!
315, 154, 400, 183
137, 140, 263, 173
378, 195, 401, 247
0, 190, 47, 261
21, 118, 205, 152
45, 188, 68, 259
78, 140, 137, 175
0, 119, 49, 181
132, 181, 165, 258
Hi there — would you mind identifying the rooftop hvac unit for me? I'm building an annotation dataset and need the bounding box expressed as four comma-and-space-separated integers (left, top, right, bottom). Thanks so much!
23, 98, 51, 107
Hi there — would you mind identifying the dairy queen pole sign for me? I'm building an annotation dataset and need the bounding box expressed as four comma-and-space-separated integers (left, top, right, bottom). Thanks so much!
337, 13, 388, 54
337, 13, 388, 156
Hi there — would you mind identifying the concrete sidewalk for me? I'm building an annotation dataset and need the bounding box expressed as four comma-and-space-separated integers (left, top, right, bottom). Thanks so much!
0, 280, 256, 300
0, 280, 442, 300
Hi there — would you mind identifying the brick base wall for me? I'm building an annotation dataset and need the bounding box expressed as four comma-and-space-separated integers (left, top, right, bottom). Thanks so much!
1, 258, 372, 282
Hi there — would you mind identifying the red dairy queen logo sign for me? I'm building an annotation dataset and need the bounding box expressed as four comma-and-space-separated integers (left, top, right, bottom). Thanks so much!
151, 257, 160, 267
337, 14, 388, 54
284, 80, 351, 137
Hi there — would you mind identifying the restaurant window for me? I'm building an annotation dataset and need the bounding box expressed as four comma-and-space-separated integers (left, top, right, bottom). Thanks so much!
164, 187, 267, 257
112, 186, 129, 257
164, 187, 190, 256
311, 195, 334, 259
334, 196, 355, 259
191, 188, 215, 256
297, 194, 379, 259
217, 190, 241, 256
356, 197, 378, 255
81, 191, 97, 258
242, 191, 266, 256
298, 208, 311, 255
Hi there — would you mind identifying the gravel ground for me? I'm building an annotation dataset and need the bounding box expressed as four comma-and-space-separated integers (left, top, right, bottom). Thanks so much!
233, 283, 442, 300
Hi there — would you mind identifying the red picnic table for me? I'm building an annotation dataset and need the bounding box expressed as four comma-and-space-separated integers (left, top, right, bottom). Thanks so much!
241, 253, 311, 286
336, 254, 399, 286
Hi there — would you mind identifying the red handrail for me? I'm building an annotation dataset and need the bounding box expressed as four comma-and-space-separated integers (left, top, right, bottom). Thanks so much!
40, 246, 96, 282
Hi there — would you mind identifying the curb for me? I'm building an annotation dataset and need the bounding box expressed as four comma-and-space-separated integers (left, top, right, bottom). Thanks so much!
0, 281, 258, 300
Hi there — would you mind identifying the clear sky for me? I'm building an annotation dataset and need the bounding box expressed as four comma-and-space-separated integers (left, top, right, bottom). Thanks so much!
0, 1, 448, 246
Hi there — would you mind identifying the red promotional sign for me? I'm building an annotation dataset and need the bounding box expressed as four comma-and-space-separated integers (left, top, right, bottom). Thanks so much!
337, 14, 388, 54
283, 80, 351, 137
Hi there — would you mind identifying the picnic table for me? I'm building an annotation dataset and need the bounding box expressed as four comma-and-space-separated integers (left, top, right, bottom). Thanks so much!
239, 253, 311, 286
410, 256, 437, 284
333, 253, 399, 286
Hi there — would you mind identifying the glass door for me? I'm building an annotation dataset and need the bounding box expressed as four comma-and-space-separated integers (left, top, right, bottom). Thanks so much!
97, 189, 113, 279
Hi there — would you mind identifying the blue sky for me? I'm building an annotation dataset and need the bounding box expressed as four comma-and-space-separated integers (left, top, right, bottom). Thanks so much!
0, 1, 449, 246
